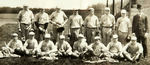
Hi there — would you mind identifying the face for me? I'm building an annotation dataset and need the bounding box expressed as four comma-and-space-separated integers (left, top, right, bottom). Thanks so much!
105, 10, 110, 14
121, 13, 126, 17
112, 38, 118, 42
89, 10, 94, 15
13, 36, 18, 40
73, 11, 78, 15
45, 38, 49, 41
23, 6, 29, 11
131, 40, 136, 44
56, 8, 61, 12
95, 39, 100, 44
138, 8, 142, 13
40, 9, 45, 13
29, 35, 34, 38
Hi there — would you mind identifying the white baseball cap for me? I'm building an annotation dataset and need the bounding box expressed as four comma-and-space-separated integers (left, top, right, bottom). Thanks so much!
105, 7, 110, 11
78, 34, 84, 38
12, 33, 18, 37
89, 8, 94, 11
60, 35, 65, 39
112, 34, 118, 38
29, 32, 35, 35
131, 36, 137, 40
44, 34, 51, 38
121, 9, 126, 13
94, 36, 101, 40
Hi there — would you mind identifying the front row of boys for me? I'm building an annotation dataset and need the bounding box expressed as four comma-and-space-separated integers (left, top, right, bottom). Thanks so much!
1, 32, 143, 62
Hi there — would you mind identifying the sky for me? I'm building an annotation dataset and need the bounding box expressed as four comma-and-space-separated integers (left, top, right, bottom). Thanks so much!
0, 0, 116, 9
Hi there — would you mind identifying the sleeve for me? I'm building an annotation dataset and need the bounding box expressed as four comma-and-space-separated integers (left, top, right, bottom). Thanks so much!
7, 40, 12, 47
24, 40, 28, 49
55, 42, 58, 50
96, 16, 99, 27
112, 15, 116, 30
38, 41, 43, 50
63, 12, 68, 19
34, 13, 39, 22
30, 11, 34, 20
34, 40, 38, 49
123, 43, 129, 53
17, 11, 22, 19
145, 16, 149, 32
49, 12, 54, 20
68, 16, 72, 26
107, 43, 111, 51
101, 43, 107, 51
118, 42, 123, 52
80, 16, 84, 26
18, 41, 23, 48
138, 43, 143, 54
83, 17, 88, 27
87, 44, 93, 51
100, 15, 104, 26
50, 42, 56, 50
116, 18, 120, 28
73, 42, 77, 50
127, 18, 132, 28
66, 42, 72, 51
46, 13, 50, 22
132, 16, 136, 33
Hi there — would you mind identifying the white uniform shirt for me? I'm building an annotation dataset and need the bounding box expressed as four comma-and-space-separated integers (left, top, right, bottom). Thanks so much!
17, 10, 34, 24
88, 42, 107, 55
107, 41, 122, 53
69, 15, 83, 28
84, 15, 99, 28
123, 42, 143, 54
50, 11, 67, 24
101, 14, 115, 27
34, 12, 49, 24
116, 17, 131, 32
24, 38, 38, 49
38, 40, 56, 52
7, 39, 23, 50
55, 41, 72, 52
73, 40, 88, 52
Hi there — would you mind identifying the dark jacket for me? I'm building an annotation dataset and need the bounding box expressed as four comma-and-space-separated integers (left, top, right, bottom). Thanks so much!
132, 13, 148, 36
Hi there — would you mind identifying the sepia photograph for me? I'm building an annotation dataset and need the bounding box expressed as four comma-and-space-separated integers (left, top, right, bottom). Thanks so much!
0, 0, 150, 65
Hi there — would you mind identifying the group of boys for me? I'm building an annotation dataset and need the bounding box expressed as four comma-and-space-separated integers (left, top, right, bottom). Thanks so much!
0, 4, 148, 62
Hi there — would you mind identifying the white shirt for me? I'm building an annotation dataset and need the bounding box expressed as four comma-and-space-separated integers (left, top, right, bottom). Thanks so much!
38, 40, 56, 52
50, 11, 67, 24
69, 14, 83, 28
73, 40, 88, 52
107, 41, 122, 53
24, 38, 38, 49
84, 15, 99, 28
17, 10, 34, 24
55, 41, 72, 52
123, 42, 143, 54
88, 42, 107, 55
34, 12, 49, 24
101, 14, 115, 27
7, 39, 23, 50
116, 17, 131, 32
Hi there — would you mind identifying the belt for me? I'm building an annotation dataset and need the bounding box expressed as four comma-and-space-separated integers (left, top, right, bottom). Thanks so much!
87, 27, 97, 29
102, 26, 112, 28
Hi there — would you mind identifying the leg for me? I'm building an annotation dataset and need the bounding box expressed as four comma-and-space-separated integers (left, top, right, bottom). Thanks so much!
86, 29, 92, 44
102, 28, 107, 45
142, 37, 148, 57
